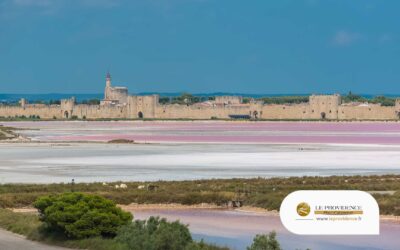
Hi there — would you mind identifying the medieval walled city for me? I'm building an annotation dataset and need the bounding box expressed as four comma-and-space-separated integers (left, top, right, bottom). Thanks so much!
1, 73, 400, 121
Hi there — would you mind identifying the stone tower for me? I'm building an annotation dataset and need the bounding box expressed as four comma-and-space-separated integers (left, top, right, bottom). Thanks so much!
309, 94, 341, 120
105, 72, 111, 100
61, 97, 75, 119
106, 72, 111, 87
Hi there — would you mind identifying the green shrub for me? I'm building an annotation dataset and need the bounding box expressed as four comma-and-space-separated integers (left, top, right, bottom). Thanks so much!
247, 232, 281, 250
115, 216, 192, 250
185, 240, 230, 250
34, 192, 132, 239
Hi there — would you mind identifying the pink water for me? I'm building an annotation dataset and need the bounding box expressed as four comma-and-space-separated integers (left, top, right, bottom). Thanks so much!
133, 208, 400, 250
4, 121, 400, 144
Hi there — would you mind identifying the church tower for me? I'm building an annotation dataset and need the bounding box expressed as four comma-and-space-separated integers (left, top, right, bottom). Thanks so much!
104, 72, 112, 100
101, 72, 129, 105
106, 72, 111, 87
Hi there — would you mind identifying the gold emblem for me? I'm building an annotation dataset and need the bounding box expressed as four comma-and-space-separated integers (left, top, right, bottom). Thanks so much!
297, 202, 311, 217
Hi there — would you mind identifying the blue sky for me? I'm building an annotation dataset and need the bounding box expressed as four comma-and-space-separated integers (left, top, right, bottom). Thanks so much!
0, 0, 399, 94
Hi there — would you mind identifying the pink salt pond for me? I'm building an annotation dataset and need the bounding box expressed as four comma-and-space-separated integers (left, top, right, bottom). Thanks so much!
4, 120, 400, 144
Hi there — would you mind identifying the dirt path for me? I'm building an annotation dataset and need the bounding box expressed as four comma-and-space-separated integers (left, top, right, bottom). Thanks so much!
0, 228, 70, 250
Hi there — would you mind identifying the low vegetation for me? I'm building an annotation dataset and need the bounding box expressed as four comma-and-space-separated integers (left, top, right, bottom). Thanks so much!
0, 205, 278, 250
0, 193, 235, 250
0, 175, 399, 215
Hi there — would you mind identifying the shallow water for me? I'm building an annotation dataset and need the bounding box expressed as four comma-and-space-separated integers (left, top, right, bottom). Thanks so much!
0, 143, 400, 183
133, 209, 400, 250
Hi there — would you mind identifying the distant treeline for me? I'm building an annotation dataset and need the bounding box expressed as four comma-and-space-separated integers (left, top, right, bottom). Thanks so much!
259, 96, 309, 105
2, 92, 398, 106
159, 93, 215, 105
341, 92, 397, 106
157, 94, 309, 105
158, 92, 399, 106
3, 99, 102, 105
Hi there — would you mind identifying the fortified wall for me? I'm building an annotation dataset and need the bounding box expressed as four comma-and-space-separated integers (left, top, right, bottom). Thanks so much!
1, 74, 400, 120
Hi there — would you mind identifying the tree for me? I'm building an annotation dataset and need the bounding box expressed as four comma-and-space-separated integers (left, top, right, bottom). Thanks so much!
115, 216, 192, 250
34, 192, 132, 239
81, 99, 99, 105
171, 93, 201, 105
159, 97, 171, 104
247, 231, 281, 250
370, 96, 395, 106
49, 100, 61, 105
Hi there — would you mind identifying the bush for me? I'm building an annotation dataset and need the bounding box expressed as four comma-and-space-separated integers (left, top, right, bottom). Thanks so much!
185, 240, 230, 250
247, 231, 281, 250
115, 216, 192, 250
34, 192, 132, 239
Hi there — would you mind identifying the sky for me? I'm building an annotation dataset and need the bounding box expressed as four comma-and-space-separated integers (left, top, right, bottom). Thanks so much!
0, 0, 399, 94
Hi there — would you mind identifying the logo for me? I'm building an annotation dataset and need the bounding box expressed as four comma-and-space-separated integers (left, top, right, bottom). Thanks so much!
280, 191, 379, 235
296, 202, 310, 217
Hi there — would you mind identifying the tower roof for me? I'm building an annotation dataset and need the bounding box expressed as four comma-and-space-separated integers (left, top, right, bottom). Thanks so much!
106, 72, 111, 79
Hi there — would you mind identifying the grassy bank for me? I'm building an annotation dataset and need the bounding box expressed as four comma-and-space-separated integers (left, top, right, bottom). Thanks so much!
1, 175, 399, 215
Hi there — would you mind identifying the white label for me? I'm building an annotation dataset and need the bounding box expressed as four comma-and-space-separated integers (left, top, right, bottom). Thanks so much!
280, 190, 379, 235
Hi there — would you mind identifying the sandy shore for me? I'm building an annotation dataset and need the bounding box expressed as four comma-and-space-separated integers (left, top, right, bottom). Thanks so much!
118, 203, 223, 210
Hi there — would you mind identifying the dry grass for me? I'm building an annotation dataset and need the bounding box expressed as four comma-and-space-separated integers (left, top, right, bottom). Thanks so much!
0, 175, 399, 215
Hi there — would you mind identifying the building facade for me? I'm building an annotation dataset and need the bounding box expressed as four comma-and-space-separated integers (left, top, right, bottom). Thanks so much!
1, 74, 400, 120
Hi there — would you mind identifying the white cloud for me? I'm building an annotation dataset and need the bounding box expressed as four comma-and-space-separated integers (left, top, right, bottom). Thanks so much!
332, 30, 362, 46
